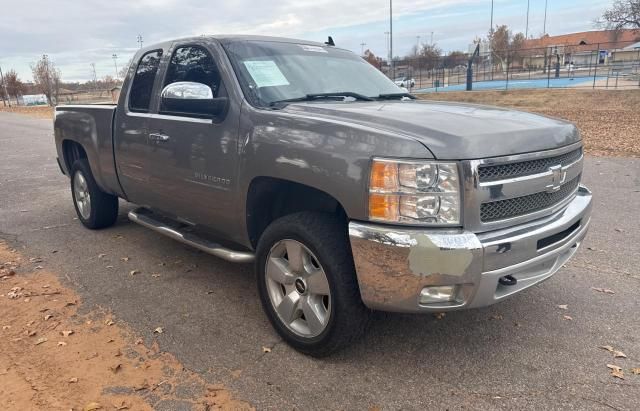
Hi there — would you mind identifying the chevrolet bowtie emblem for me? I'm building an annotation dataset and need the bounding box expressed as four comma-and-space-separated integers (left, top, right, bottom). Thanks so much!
546, 165, 566, 193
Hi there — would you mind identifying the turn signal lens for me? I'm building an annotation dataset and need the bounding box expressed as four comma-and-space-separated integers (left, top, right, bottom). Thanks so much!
368, 194, 399, 221
369, 161, 398, 193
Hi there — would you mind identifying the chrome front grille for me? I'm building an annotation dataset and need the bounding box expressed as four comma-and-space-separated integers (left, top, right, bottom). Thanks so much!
480, 175, 580, 222
478, 148, 582, 182
463, 142, 584, 232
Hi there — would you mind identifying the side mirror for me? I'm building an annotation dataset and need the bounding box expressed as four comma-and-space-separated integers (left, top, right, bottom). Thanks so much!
160, 81, 228, 118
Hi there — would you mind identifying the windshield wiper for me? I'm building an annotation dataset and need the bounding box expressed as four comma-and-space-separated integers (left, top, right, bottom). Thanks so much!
377, 92, 416, 100
270, 92, 374, 107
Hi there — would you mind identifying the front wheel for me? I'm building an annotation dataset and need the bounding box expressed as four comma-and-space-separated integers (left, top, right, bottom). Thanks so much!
256, 212, 371, 357
70, 159, 119, 229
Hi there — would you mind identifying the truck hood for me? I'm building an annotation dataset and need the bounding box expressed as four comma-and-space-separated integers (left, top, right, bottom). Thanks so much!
283, 100, 580, 159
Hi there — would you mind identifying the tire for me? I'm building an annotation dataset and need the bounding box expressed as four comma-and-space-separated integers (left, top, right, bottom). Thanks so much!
256, 212, 371, 357
70, 159, 119, 229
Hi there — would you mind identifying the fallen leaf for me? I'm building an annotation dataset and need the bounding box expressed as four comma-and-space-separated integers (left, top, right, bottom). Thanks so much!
607, 364, 624, 379
83, 402, 102, 411
113, 400, 130, 410
614, 228, 624, 233
35, 337, 47, 345
35, 265, 43, 270
105, 319, 115, 326
129, 270, 140, 276
109, 363, 122, 373
153, 327, 163, 334
262, 346, 272, 353
24, 298, 30, 303
27, 330, 37, 337
106, 265, 114, 269
106, 338, 114, 343
44, 314, 53, 321
134, 380, 150, 391
631, 368, 640, 375
433, 312, 446, 320
563, 315, 573, 321
591, 287, 615, 294
42, 284, 50, 289
2, 325, 10, 330
61, 330, 74, 337
599, 345, 614, 352
490, 314, 503, 320
58, 341, 67, 347
151, 273, 160, 278
114, 349, 122, 357
613, 351, 627, 359
557, 304, 568, 310
121, 257, 130, 262
587, 247, 596, 251
64, 301, 77, 307
68, 377, 78, 383
98, 253, 106, 259
134, 338, 143, 345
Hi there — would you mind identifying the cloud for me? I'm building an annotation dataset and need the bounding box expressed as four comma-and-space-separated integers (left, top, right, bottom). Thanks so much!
0, 0, 608, 82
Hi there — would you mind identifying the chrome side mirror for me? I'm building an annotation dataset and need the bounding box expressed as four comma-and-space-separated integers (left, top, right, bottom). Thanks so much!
160, 81, 213, 100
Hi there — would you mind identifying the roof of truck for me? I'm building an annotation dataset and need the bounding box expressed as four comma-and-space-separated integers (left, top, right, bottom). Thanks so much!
145, 35, 342, 50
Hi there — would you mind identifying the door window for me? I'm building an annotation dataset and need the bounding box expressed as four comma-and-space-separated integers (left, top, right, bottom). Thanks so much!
128, 49, 163, 112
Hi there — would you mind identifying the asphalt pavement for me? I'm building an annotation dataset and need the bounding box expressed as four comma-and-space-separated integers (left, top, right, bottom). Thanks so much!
1, 112, 639, 410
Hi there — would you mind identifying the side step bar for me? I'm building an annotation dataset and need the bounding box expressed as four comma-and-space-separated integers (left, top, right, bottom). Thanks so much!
128, 208, 255, 263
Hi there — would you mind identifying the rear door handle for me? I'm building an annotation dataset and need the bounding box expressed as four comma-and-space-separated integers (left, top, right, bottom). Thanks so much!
149, 133, 170, 142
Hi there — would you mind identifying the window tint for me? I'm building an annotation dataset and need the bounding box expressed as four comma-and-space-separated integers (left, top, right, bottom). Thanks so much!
129, 50, 163, 111
164, 46, 221, 96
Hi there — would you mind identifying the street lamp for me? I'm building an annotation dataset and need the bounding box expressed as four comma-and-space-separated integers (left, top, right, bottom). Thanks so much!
112, 54, 119, 79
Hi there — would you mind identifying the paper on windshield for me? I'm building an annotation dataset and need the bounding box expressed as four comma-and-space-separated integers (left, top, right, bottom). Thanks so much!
243, 60, 290, 88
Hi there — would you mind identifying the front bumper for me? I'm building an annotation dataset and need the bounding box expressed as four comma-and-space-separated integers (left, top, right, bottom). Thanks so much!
348, 185, 592, 313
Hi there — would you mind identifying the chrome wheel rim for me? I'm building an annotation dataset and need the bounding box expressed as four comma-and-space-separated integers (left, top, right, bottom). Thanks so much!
73, 171, 91, 220
265, 239, 331, 338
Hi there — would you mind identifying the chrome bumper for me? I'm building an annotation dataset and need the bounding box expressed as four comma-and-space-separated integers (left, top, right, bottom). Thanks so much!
348, 185, 592, 313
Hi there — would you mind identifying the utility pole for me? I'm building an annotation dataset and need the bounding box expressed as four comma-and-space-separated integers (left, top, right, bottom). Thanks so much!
360, 42, 367, 56
112, 54, 119, 79
384, 31, 390, 64
389, 0, 394, 79
430, 32, 434, 46
543, 0, 548, 35
490, 0, 494, 34
90, 63, 98, 92
416, 36, 420, 54
525, 0, 530, 38
0, 65, 11, 107
137, 34, 144, 49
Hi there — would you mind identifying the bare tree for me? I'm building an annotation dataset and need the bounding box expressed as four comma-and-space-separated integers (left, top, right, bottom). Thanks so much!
31, 55, 62, 105
600, 0, 640, 30
488, 25, 526, 72
4, 69, 26, 105
118, 58, 133, 80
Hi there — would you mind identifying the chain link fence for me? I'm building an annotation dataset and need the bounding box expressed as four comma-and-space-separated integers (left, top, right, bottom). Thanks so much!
382, 40, 640, 93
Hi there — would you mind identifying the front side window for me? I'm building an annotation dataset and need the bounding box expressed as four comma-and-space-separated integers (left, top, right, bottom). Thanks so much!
129, 49, 163, 111
163, 46, 222, 96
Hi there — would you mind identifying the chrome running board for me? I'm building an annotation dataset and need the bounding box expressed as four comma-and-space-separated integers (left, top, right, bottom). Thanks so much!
128, 208, 255, 263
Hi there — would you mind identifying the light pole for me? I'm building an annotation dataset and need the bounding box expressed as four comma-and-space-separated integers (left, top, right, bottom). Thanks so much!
525, 0, 530, 38
137, 34, 144, 49
90, 63, 98, 92
490, 0, 494, 34
360, 42, 367, 56
112, 54, 119, 79
416, 35, 421, 53
389, 0, 394, 79
543, 0, 548, 35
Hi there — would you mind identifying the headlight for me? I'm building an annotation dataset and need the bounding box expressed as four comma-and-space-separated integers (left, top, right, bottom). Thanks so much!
368, 159, 461, 225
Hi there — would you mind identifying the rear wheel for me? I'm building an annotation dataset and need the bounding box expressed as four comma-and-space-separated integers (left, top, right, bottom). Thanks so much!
70, 159, 118, 229
256, 212, 370, 357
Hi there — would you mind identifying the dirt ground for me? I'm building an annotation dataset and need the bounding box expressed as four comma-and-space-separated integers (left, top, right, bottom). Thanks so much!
418, 89, 640, 157
0, 105, 53, 119
0, 242, 252, 411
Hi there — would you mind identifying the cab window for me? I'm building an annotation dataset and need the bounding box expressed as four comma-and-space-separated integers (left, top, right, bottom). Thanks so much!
128, 49, 163, 112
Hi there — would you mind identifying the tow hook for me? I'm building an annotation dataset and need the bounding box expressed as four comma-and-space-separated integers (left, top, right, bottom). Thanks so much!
498, 275, 518, 286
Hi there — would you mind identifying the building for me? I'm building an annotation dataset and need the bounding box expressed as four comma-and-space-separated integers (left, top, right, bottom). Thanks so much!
521, 29, 640, 68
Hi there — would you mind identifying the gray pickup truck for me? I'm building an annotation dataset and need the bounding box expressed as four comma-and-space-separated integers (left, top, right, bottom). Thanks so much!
54, 35, 592, 356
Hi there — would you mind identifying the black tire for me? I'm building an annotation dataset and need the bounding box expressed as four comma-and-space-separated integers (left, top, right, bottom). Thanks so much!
70, 159, 119, 229
256, 212, 371, 357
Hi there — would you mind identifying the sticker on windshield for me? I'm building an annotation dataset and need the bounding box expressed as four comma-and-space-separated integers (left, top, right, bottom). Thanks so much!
299, 45, 328, 53
243, 60, 290, 87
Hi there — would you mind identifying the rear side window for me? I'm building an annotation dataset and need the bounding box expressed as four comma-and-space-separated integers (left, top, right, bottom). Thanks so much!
163, 46, 221, 96
129, 49, 163, 111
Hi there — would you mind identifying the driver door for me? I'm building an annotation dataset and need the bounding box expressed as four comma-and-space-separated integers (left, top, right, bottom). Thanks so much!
144, 41, 241, 236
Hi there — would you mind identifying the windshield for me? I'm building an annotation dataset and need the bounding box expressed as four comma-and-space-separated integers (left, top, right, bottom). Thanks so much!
222, 40, 403, 107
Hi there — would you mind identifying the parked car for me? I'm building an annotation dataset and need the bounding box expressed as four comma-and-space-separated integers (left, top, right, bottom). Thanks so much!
393, 76, 415, 88
54, 35, 592, 356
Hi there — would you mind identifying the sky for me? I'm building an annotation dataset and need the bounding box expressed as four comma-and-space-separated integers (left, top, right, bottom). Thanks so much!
0, 0, 611, 83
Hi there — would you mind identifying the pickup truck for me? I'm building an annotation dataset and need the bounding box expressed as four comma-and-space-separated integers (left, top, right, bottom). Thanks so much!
54, 35, 592, 356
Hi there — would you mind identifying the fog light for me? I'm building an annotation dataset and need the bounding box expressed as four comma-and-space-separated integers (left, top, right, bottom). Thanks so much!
419, 285, 458, 304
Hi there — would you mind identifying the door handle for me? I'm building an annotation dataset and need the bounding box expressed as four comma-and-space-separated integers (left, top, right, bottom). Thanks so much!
149, 133, 170, 142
